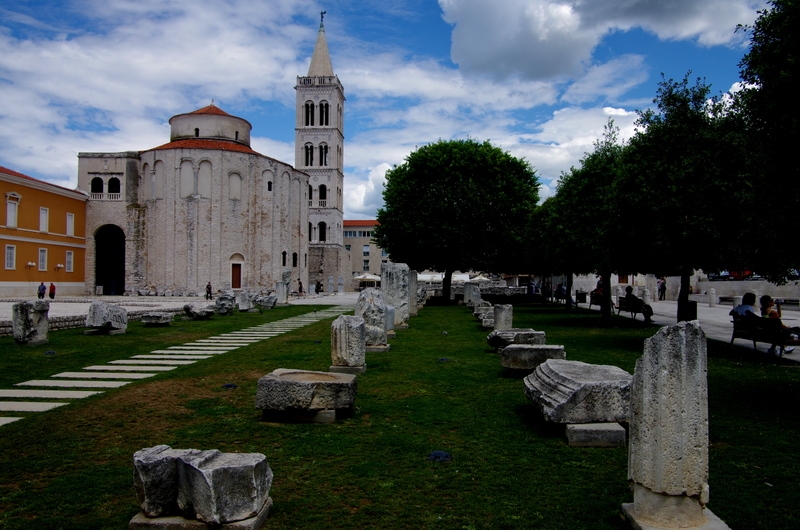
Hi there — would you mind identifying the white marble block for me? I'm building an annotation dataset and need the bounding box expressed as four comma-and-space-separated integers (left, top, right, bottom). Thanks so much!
12, 300, 50, 345
382, 262, 410, 328
493, 304, 513, 330
330, 315, 367, 373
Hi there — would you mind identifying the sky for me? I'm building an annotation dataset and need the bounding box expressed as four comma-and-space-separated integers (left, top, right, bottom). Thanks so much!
0, 0, 765, 219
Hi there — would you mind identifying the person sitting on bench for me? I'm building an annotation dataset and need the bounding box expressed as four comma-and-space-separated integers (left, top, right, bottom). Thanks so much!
730, 292, 759, 318
760, 295, 797, 354
625, 286, 654, 323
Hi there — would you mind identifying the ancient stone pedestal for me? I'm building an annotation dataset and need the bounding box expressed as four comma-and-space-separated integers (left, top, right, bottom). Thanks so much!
183, 304, 215, 320
355, 288, 390, 352
274, 282, 288, 305
215, 293, 236, 315
256, 369, 357, 423
524, 359, 632, 423
337, 276, 345, 294
463, 282, 480, 307
330, 315, 367, 374
474, 305, 493, 321
566, 423, 627, 448
12, 300, 50, 345
132, 445, 272, 528
385, 305, 396, 338
487, 328, 546, 353
622, 321, 729, 530
382, 262, 410, 328
85, 301, 128, 335
327, 276, 335, 295
236, 292, 253, 312
493, 304, 513, 330
708, 288, 717, 308
408, 270, 418, 317
500, 344, 565, 370
141, 313, 173, 327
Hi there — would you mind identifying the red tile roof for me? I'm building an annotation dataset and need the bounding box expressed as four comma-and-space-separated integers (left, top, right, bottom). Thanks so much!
148, 139, 259, 155
190, 104, 232, 117
0, 165, 85, 197
344, 219, 378, 227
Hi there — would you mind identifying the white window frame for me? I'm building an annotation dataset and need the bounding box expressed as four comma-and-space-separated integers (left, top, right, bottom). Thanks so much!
39, 207, 49, 232
5, 194, 20, 228
65, 251, 74, 272
4, 245, 15, 270
66, 213, 75, 236
362, 244, 370, 257
38, 248, 47, 271
363, 259, 370, 271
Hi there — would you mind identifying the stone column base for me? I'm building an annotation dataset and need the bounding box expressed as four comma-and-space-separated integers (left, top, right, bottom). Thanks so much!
366, 344, 391, 353
329, 365, 367, 375
130, 496, 272, 529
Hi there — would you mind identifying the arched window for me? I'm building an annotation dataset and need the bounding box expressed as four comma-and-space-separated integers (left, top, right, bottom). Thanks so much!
268, 181, 272, 191
304, 144, 314, 166
318, 221, 327, 242
198, 160, 212, 198
180, 160, 194, 198
235, 131, 239, 141
319, 144, 328, 166
304, 101, 315, 126
282, 251, 287, 266
320, 101, 329, 126
229, 173, 241, 200
90, 177, 104, 194
108, 177, 121, 194
308, 222, 312, 241
292, 252, 298, 267
194, 128, 200, 137
318, 185, 327, 203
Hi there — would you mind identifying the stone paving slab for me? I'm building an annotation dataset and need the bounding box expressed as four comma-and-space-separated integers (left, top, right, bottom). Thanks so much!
0, 417, 23, 426
167, 345, 237, 351
16, 380, 130, 388
84, 365, 177, 371
0, 401, 68, 412
52, 372, 156, 379
133, 355, 211, 360
150, 350, 225, 355
0, 389, 102, 399
109, 360, 196, 365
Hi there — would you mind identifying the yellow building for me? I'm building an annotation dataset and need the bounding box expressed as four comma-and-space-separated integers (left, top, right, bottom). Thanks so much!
343, 219, 391, 291
1, 166, 87, 297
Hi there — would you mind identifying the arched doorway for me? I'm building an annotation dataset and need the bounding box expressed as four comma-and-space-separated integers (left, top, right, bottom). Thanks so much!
95, 224, 125, 295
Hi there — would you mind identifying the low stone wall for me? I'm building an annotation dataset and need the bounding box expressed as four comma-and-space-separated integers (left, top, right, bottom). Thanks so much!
0, 307, 185, 337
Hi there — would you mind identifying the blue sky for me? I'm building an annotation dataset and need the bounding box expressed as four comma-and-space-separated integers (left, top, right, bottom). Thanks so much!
0, 0, 764, 218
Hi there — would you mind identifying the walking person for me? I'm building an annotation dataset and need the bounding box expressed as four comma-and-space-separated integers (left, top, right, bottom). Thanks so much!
48, 282, 56, 300
298, 279, 305, 297
37, 282, 46, 299
658, 277, 667, 301
205, 282, 213, 300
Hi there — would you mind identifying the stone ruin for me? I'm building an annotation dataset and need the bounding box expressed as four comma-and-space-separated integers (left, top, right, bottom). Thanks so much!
274, 271, 291, 304
524, 359, 632, 448
493, 304, 513, 331
381, 262, 411, 329
330, 315, 367, 374
385, 305, 396, 338
622, 321, 730, 529
408, 270, 418, 317
183, 303, 215, 320
215, 291, 236, 316
355, 288, 390, 352
12, 300, 50, 345
130, 445, 273, 529
236, 291, 261, 312
256, 369, 357, 424
85, 300, 128, 335
487, 328, 546, 353
500, 344, 566, 371
141, 313, 173, 327
253, 294, 277, 311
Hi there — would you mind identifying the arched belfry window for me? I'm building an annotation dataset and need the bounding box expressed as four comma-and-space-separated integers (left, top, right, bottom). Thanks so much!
318, 221, 327, 242
267, 181, 272, 192
318, 185, 327, 203
108, 177, 121, 194
90, 177, 104, 194
195, 128, 200, 137
309, 222, 312, 241
304, 101, 315, 126
304, 144, 314, 166
282, 251, 287, 267
319, 144, 328, 167
292, 252, 298, 267
320, 101, 329, 126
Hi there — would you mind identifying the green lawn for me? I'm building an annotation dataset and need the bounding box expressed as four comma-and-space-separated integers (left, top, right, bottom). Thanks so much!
0, 303, 797, 529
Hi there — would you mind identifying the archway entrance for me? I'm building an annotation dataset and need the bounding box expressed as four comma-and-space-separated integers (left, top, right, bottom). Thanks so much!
95, 224, 126, 295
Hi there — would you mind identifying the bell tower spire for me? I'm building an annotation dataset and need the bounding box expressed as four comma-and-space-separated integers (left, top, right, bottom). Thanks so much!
295, 14, 346, 289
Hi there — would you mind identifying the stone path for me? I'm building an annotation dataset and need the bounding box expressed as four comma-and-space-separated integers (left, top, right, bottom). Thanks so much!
0, 307, 351, 427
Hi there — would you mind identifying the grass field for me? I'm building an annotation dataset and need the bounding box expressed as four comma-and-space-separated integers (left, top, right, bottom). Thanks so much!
0, 302, 798, 529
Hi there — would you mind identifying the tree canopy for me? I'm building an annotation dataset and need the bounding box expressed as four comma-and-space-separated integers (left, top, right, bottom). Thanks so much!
374, 139, 539, 298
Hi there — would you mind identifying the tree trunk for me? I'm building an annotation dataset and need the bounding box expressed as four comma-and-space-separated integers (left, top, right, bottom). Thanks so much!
565, 272, 574, 311
677, 270, 697, 322
600, 270, 612, 320
442, 270, 453, 302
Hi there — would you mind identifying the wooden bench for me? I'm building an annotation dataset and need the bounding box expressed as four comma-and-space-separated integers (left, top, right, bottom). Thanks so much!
588, 292, 605, 310
616, 296, 641, 320
730, 314, 800, 356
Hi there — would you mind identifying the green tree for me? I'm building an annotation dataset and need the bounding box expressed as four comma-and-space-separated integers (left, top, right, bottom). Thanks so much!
737, 0, 800, 281
619, 75, 747, 320
550, 120, 626, 318
374, 139, 539, 300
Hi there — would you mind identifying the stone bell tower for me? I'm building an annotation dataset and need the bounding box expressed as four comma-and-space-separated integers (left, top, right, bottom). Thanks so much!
295, 12, 347, 290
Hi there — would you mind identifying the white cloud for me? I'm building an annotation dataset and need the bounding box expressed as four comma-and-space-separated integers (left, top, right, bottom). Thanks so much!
344, 163, 390, 218
439, 0, 763, 81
